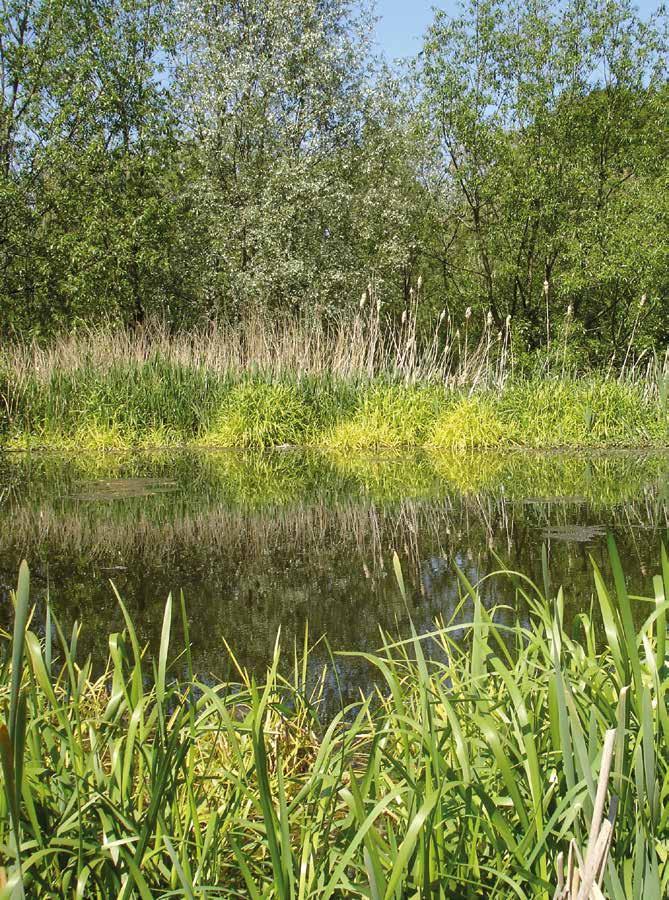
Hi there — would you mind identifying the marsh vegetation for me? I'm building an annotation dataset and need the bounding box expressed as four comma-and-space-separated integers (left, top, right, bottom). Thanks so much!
1, 0, 668, 892
2, 318, 667, 451
1, 542, 668, 897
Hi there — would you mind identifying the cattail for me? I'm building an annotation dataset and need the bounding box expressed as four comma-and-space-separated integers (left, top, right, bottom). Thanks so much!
401, 309, 407, 324
465, 307, 472, 320
487, 311, 493, 328
543, 279, 549, 295
409, 287, 414, 302
566, 303, 573, 317
439, 309, 446, 323
376, 298, 381, 313
505, 314, 512, 328
359, 292, 366, 310
640, 293, 646, 308
417, 275, 423, 291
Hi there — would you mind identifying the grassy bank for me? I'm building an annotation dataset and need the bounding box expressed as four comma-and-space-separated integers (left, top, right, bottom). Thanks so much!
1, 545, 668, 897
1, 320, 668, 451
3, 374, 666, 451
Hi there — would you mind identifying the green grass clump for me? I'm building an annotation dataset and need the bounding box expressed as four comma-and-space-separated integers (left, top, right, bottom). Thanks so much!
322, 383, 443, 450
5, 359, 223, 449
2, 346, 668, 450
1, 545, 668, 896
497, 379, 663, 448
426, 394, 513, 450
201, 380, 319, 448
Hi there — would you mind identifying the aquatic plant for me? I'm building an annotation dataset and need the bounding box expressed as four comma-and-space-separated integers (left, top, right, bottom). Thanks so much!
2, 318, 666, 451
3, 372, 666, 452
201, 380, 318, 449
0, 543, 667, 896
426, 394, 513, 450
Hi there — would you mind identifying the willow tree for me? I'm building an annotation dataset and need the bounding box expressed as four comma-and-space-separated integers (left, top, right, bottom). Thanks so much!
175, 0, 383, 318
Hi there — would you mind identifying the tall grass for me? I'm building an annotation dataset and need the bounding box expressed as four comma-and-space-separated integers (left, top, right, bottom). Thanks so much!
0, 305, 512, 389
1, 312, 667, 450
0, 543, 668, 896
2, 371, 667, 451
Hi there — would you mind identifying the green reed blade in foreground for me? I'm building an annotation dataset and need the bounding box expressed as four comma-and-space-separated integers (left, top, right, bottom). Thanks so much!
0, 542, 667, 897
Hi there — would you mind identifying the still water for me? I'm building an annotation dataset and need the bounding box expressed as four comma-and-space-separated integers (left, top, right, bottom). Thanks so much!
0, 449, 667, 700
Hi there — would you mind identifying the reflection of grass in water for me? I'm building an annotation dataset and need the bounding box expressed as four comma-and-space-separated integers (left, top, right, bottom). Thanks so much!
195, 450, 345, 508
1, 451, 667, 569
492, 452, 668, 507
426, 451, 509, 494
326, 452, 441, 501
1, 448, 667, 511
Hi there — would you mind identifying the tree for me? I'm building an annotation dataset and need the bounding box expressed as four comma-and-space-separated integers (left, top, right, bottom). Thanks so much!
421, 0, 668, 356
0, 0, 184, 335
175, 0, 381, 318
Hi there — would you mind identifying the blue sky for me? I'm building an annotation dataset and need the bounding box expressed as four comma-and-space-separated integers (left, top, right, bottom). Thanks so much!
374, 0, 664, 60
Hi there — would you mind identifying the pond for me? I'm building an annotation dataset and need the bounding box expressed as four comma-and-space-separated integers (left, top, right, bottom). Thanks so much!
0, 449, 667, 703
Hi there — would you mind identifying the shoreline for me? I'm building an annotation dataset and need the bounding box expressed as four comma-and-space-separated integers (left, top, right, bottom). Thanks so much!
3, 375, 667, 452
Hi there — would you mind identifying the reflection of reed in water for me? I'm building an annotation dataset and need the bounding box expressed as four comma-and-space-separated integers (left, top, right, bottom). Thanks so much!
2, 447, 668, 510
1, 482, 666, 569
0, 517, 665, 702
0, 449, 667, 684
1, 489, 666, 640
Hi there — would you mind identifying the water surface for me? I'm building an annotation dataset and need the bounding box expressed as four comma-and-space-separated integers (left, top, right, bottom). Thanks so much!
1, 449, 667, 701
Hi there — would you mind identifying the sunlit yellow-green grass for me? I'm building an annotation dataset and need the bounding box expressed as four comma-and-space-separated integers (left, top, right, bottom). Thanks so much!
1, 543, 668, 897
426, 395, 513, 451
318, 383, 443, 450
2, 360, 667, 451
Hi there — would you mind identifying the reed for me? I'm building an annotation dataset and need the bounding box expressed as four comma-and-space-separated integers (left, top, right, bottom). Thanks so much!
2, 314, 667, 451
0, 543, 667, 897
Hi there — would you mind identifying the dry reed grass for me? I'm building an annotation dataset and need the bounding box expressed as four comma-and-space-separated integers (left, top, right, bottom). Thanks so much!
1, 300, 514, 388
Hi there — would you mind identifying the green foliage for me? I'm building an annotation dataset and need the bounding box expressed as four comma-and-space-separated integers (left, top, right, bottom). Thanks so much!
5, 358, 223, 448
321, 383, 443, 450
203, 380, 318, 449
0, 0, 666, 363
427, 395, 513, 450
421, 0, 668, 355
0, 545, 668, 895
496, 379, 668, 447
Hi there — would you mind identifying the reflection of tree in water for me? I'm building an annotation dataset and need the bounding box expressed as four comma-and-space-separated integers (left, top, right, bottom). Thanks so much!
0, 452, 666, 696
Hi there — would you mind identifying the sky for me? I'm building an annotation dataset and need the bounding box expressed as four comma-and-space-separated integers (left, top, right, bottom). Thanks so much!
374, 0, 443, 60
374, 0, 663, 61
